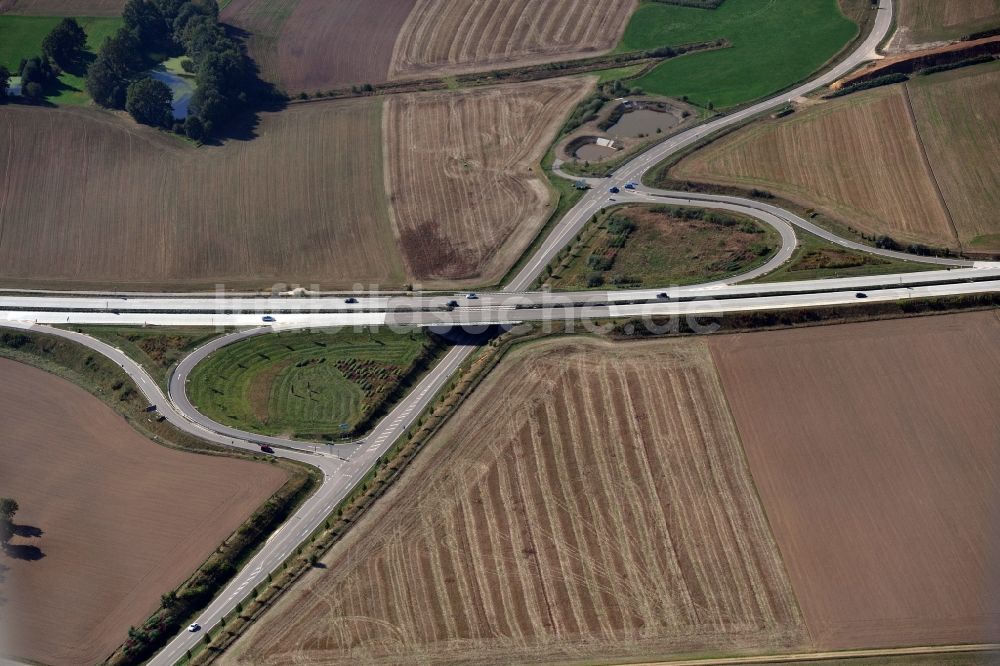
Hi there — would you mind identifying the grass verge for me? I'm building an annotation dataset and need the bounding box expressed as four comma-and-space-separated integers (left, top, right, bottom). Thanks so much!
0, 326, 318, 665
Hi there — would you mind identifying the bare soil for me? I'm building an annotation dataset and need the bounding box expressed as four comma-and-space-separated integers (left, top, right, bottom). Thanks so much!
0, 358, 287, 666
384, 78, 592, 285
709, 311, 1000, 650
890, 0, 1000, 50
0, 100, 406, 290
222, 0, 416, 93
224, 337, 805, 665
0, 0, 122, 14
388, 0, 638, 80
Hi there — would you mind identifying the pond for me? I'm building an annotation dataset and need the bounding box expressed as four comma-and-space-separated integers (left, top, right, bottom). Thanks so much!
148, 66, 194, 120
608, 108, 680, 139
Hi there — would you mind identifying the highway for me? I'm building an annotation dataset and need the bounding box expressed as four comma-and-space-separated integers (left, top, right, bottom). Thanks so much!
4, 1, 996, 663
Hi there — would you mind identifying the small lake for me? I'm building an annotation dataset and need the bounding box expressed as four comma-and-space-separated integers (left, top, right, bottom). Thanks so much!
608, 109, 678, 139
149, 67, 194, 120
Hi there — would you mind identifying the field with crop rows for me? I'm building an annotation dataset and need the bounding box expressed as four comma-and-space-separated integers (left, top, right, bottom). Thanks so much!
384, 78, 592, 285
893, 0, 1000, 48
618, 0, 858, 108
906, 63, 1000, 251
0, 100, 405, 289
388, 0, 637, 80
710, 311, 1000, 649
225, 337, 806, 665
672, 84, 959, 248
187, 329, 433, 439
0, 0, 123, 15
0, 359, 286, 666
221, 0, 416, 93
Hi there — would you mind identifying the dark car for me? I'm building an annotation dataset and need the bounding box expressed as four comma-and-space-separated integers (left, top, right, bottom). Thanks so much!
260, 444, 275, 454
262, 315, 276, 322
344, 297, 358, 304
609, 186, 620, 194
656, 292, 669, 300
855, 292, 868, 299
446, 300, 459, 308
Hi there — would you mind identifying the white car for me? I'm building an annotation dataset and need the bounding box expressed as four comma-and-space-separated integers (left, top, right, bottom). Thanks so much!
188, 623, 201, 633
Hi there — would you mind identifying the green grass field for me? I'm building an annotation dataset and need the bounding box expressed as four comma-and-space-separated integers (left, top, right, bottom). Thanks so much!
617, 0, 858, 108
188, 329, 437, 440
0, 15, 122, 104
545, 204, 780, 290
750, 228, 941, 283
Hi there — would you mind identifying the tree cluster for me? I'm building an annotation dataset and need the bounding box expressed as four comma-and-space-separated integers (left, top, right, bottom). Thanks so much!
1, 497, 18, 546
17, 55, 58, 101
86, 0, 259, 136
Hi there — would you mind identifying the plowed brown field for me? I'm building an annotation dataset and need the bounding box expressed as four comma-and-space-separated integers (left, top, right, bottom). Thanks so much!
0, 358, 287, 666
709, 311, 1000, 650
384, 78, 592, 284
221, 0, 415, 93
388, 0, 637, 80
894, 0, 1000, 47
673, 85, 958, 248
0, 100, 405, 289
0, 0, 122, 14
223, 337, 806, 666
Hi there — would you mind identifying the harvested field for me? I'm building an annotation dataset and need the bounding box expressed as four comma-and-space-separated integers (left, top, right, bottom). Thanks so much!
384, 78, 592, 284
0, 0, 123, 15
0, 100, 406, 289
893, 0, 1000, 49
224, 337, 806, 665
907, 63, 1000, 251
672, 85, 959, 248
709, 311, 1000, 649
0, 358, 287, 666
221, 0, 415, 93
388, 0, 637, 80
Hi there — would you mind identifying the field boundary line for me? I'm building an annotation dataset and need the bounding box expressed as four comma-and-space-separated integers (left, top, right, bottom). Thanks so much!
616, 642, 1000, 666
900, 81, 963, 250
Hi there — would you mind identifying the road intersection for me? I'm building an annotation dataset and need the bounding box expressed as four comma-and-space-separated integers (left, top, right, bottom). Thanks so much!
4, 1, 997, 662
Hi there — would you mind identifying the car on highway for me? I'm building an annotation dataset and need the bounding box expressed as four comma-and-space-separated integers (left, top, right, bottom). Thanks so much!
855, 292, 868, 299
446, 300, 459, 308
262, 315, 276, 322
466, 293, 479, 300
609, 186, 620, 194
187, 623, 200, 633
260, 444, 274, 454
344, 297, 358, 304
657, 292, 669, 300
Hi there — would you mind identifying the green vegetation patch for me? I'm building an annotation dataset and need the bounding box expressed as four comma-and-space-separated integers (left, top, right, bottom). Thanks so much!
545, 204, 779, 290
751, 228, 941, 283
617, 0, 858, 108
0, 15, 122, 105
72, 326, 222, 391
188, 329, 443, 440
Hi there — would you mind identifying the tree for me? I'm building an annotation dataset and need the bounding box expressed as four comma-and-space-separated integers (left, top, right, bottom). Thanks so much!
122, 0, 170, 52
42, 18, 87, 68
86, 29, 144, 108
0, 497, 18, 546
160, 590, 178, 609
18, 56, 57, 90
126, 77, 173, 127
0, 65, 9, 101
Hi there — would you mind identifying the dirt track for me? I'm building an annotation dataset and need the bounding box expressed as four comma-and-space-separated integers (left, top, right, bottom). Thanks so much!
709, 311, 1000, 649
224, 337, 805, 665
0, 358, 287, 666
